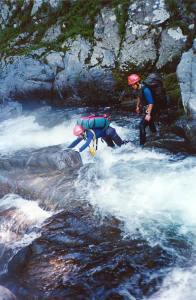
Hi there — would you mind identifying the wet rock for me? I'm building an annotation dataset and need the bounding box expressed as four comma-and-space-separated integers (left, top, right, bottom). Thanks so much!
8, 246, 32, 274
6, 207, 175, 299
0, 145, 82, 172
0, 146, 82, 207
0, 100, 22, 122
0, 286, 17, 300
156, 27, 187, 69
146, 132, 192, 153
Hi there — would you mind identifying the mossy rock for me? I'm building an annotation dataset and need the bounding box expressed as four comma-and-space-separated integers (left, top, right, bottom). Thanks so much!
163, 72, 182, 109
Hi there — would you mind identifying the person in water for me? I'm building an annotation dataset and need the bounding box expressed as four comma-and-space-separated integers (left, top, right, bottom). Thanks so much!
127, 74, 157, 145
68, 124, 126, 154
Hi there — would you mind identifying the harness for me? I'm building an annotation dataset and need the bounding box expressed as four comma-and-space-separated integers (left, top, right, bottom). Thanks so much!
84, 129, 98, 156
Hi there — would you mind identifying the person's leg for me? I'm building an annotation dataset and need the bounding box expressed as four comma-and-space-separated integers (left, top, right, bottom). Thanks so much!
105, 127, 124, 147
139, 116, 148, 145
102, 136, 115, 148
149, 115, 157, 133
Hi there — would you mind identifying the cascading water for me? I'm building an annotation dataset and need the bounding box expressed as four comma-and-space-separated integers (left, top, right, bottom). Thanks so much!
0, 101, 195, 299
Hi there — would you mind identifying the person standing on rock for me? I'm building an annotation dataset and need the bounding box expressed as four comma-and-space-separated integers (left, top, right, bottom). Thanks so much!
127, 73, 167, 146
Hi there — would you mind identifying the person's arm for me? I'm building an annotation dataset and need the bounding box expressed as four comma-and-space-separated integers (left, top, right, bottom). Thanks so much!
67, 137, 82, 149
143, 88, 154, 121
79, 131, 94, 152
136, 96, 141, 113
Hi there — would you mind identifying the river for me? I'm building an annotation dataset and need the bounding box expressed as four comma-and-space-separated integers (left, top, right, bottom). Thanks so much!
0, 101, 196, 300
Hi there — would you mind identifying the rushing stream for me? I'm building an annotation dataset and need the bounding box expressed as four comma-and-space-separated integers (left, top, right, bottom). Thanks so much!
0, 101, 196, 300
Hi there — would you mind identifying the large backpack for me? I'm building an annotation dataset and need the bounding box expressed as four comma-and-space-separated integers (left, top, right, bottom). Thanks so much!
77, 114, 111, 130
142, 73, 168, 111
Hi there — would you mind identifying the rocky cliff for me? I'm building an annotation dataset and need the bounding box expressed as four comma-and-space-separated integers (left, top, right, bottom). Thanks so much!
0, 0, 195, 103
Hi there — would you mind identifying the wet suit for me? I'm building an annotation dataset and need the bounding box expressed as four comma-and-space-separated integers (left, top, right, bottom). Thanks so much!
140, 86, 157, 145
68, 127, 124, 152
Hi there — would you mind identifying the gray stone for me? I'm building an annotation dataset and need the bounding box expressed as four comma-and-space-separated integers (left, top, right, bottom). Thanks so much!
156, 27, 187, 69
119, 36, 157, 70
177, 43, 196, 119
54, 36, 92, 101
128, 0, 170, 25
0, 286, 17, 300
42, 23, 61, 43
45, 51, 64, 74
0, 2, 12, 30
0, 56, 55, 101
90, 7, 120, 68
31, 0, 43, 15
176, 39, 196, 147
31, 0, 64, 15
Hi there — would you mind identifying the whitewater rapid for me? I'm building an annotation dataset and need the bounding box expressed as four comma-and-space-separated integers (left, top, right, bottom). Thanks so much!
0, 104, 196, 299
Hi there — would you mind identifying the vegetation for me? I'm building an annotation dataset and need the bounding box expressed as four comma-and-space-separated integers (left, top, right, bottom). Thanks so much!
163, 73, 182, 110
0, 0, 134, 56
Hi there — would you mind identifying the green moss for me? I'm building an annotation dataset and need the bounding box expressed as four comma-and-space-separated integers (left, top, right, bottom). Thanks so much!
165, 0, 179, 15
114, 0, 130, 39
163, 73, 182, 109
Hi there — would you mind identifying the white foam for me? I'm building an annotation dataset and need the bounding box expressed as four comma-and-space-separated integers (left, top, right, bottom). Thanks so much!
0, 194, 52, 246
0, 115, 76, 153
148, 267, 196, 300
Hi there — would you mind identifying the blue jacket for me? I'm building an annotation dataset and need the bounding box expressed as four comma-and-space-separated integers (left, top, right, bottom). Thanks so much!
68, 128, 107, 152
143, 86, 155, 105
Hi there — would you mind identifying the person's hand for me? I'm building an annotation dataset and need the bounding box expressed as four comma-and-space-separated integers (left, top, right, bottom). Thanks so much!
73, 146, 80, 152
145, 114, 151, 122
136, 106, 140, 114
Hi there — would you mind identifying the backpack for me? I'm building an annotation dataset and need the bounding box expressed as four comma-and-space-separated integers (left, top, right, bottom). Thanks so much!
142, 73, 168, 111
77, 114, 111, 130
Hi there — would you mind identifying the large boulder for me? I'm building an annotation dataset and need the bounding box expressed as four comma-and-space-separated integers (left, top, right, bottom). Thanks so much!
118, 0, 170, 70
176, 39, 196, 147
177, 39, 196, 118
90, 7, 120, 68
54, 35, 116, 104
0, 146, 82, 206
156, 27, 187, 69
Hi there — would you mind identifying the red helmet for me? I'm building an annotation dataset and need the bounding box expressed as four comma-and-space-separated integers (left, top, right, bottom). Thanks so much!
73, 124, 85, 136
128, 74, 141, 86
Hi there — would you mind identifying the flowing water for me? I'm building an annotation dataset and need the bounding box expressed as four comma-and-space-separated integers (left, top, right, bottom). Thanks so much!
0, 102, 195, 299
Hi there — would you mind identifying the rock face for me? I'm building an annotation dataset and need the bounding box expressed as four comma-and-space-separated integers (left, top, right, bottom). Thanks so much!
177, 39, 196, 147
119, 0, 170, 70
0, 57, 55, 101
90, 7, 120, 68
0, 0, 193, 105
156, 27, 187, 69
